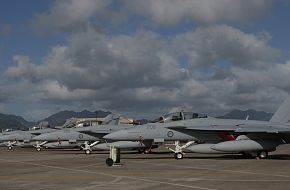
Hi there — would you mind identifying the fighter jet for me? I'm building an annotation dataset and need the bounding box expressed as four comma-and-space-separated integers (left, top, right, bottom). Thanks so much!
104, 97, 290, 159
0, 121, 58, 150
31, 117, 104, 152
103, 111, 204, 158
33, 114, 140, 154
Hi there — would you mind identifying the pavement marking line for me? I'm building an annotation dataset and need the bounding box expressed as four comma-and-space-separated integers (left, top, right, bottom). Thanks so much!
0, 158, 216, 190
135, 161, 290, 178
196, 179, 290, 182
70, 176, 124, 190
142, 177, 290, 182
73, 163, 105, 169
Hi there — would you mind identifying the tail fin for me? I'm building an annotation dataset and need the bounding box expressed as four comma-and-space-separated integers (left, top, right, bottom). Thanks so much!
270, 96, 290, 123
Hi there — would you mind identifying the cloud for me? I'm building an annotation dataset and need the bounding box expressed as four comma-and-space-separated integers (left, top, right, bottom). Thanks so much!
124, 0, 272, 25
4, 56, 39, 82
4, 23, 288, 117
33, 0, 272, 35
173, 25, 278, 70
33, 0, 124, 34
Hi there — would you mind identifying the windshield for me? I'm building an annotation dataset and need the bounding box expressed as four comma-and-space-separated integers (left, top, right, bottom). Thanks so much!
63, 118, 100, 128
151, 111, 207, 123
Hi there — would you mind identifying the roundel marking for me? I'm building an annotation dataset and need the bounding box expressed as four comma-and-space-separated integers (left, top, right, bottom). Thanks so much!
79, 134, 84, 139
167, 131, 174, 137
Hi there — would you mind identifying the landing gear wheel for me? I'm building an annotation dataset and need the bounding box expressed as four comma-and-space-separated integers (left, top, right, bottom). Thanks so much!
85, 149, 91, 155
106, 158, 114, 166
137, 148, 144, 154
174, 152, 183, 159
144, 148, 151, 154
36, 147, 41, 152
258, 151, 268, 159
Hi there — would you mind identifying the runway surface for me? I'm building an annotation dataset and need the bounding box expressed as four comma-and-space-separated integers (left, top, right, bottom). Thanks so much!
1, 145, 290, 190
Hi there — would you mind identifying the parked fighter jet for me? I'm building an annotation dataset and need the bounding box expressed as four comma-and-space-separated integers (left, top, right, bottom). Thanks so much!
0, 121, 57, 150
33, 114, 140, 154
104, 111, 204, 158
32, 117, 104, 152
104, 97, 290, 159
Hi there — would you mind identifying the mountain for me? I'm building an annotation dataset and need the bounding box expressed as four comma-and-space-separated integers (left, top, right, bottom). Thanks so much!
0, 113, 36, 130
218, 109, 273, 121
43, 110, 111, 127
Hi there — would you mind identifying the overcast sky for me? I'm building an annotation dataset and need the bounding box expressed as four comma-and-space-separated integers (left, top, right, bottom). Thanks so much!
1, 0, 290, 121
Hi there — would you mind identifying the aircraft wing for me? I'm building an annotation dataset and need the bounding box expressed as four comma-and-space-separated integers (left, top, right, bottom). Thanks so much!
167, 124, 290, 134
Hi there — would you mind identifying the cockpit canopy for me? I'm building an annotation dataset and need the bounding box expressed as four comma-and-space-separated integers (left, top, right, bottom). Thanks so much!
29, 126, 42, 131
28, 121, 50, 131
1, 128, 13, 133
151, 111, 207, 123
102, 114, 135, 125
63, 118, 101, 128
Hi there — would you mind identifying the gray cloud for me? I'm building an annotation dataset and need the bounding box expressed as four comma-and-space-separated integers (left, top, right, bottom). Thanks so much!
173, 25, 279, 70
124, 0, 272, 25
4, 24, 289, 118
33, 0, 125, 34
33, 0, 272, 35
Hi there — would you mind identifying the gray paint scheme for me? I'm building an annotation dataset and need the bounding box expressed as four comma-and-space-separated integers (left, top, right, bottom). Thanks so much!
104, 97, 290, 158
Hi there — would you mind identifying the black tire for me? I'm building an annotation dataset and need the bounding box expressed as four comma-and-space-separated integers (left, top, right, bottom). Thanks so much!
106, 158, 114, 166
174, 152, 183, 159
176, 152, 183, 159
258, 151, 268, 159
137, 148, 144, 154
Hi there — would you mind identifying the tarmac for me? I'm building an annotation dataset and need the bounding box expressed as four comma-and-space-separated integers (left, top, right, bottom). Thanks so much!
2, 145, 290, 190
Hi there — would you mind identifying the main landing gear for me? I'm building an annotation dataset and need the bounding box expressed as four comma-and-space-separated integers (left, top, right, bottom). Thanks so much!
166, 141, 196, 160
81, 141, 99, 155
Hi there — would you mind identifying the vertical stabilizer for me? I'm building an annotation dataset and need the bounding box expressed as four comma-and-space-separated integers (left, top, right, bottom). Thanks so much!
270, 97, 290, 123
